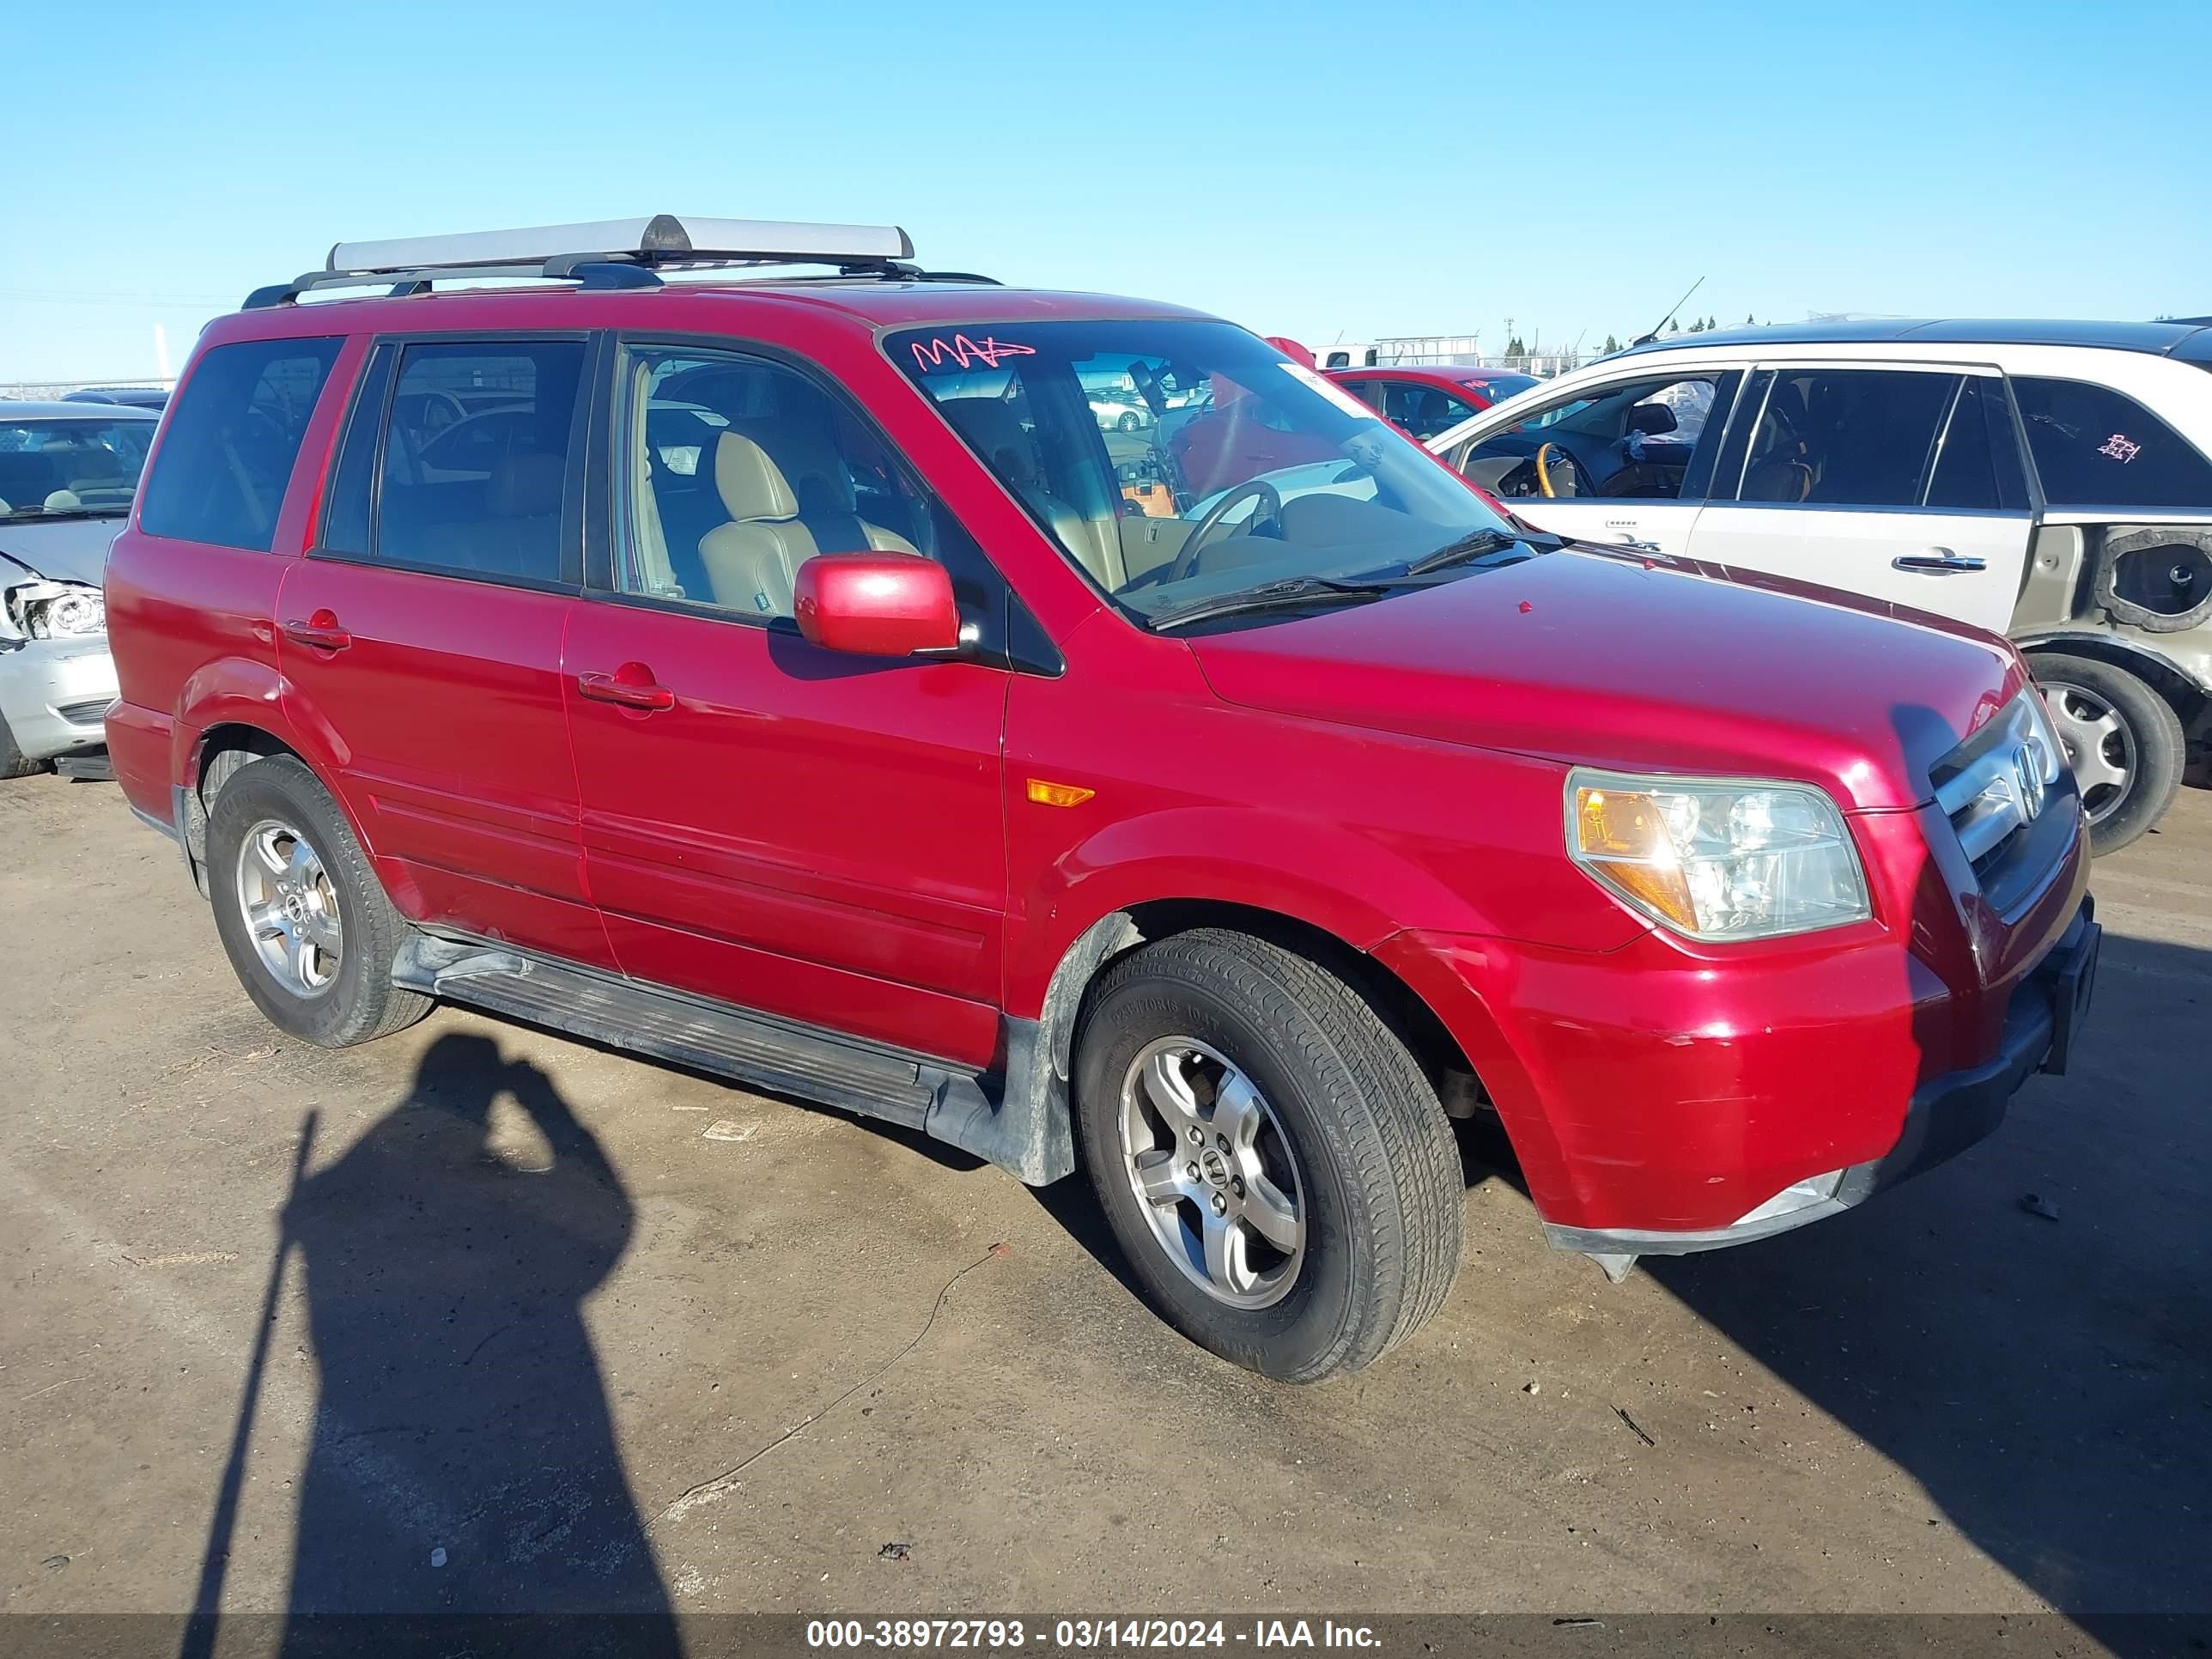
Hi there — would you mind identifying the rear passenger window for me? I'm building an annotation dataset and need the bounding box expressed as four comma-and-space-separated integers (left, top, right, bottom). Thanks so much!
2012, 377, 2212, 508
137, 337, 341, 550
1738, 369, 1953, 507
367, 340, 586, 585
1925, 377, 2028, 511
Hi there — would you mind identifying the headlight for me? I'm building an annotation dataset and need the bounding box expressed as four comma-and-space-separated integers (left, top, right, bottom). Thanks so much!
1566, 769, 1870, 941
4, 580, 106, 639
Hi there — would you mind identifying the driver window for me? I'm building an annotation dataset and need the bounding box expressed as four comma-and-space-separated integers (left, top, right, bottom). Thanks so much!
613, 348, 942, 620
1457, 372, 1735, 503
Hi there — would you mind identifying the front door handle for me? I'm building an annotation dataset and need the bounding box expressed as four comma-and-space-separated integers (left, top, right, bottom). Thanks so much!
1893, 550, 1987, 574
577, 662, 675, 712
280, 610, 352, 651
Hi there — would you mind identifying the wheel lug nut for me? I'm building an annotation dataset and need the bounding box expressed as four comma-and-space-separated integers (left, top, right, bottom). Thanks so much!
1215, 1133, 1230, 1152
1232, 1177, 1245, 1198
1210, 1193, 1228, 1216
1186, 1162, 1200, 1182
1188, 1126, 1203, 1145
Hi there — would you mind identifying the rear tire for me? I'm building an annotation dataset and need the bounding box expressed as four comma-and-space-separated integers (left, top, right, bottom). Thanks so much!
204, 754, 428, 1046
2031, 653, 2185, 855
1073, 928, 1462, 1382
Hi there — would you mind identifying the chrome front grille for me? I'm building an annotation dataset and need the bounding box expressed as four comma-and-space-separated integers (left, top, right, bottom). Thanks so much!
1932, 691, 2066, 878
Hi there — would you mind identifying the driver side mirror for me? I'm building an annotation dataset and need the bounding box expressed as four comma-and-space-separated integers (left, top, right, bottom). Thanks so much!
1626, 404, 1678, 436
793, 554, 960, 658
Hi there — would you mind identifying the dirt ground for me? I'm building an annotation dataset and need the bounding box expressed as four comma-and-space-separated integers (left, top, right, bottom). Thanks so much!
2, 772, 2206, 1630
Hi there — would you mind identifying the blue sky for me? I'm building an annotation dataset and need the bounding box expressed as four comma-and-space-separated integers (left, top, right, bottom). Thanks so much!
7, 0, 2207, 381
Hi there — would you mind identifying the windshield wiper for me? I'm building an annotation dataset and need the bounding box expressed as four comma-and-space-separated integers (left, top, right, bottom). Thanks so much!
1, 507, 128, 524
1150, 575, 1398, 633
1401, 526, 1552, 576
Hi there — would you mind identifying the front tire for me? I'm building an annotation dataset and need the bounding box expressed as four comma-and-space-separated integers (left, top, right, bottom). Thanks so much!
0, 714, 47, 780
1073, 929, 1462, 1382
204, 754, 428, 1046
2031, 653, 2185, 855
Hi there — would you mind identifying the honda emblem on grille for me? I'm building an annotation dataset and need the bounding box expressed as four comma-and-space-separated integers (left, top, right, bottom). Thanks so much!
2014, 741, 2047, 821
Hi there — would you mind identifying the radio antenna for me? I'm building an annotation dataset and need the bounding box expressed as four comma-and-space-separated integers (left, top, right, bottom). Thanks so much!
1631, 276, 1705, 347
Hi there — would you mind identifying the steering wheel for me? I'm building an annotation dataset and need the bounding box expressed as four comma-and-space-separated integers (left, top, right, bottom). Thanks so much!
1169, 479, 1283, 582
1534, 441, 1581, 498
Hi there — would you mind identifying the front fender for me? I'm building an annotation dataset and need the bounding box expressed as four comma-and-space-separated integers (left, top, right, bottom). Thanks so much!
1006, 803, 1492, 1017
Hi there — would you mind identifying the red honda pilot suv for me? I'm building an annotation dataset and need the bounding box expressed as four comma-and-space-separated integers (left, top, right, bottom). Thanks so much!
106, 216, 2100, 1382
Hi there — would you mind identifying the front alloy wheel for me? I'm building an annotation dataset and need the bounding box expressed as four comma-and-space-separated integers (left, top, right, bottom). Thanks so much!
1121, 1037, 1306, 1310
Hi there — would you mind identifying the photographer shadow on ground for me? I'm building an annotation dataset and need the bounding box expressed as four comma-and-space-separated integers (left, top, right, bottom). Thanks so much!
268, 1030, 679, 1649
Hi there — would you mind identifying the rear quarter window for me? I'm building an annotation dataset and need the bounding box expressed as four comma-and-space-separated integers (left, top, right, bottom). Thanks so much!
138, 337, 342, 550
2012, 375, 2212, 508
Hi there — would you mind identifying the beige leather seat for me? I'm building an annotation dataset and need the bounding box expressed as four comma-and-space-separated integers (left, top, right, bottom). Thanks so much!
416, 451, 564, 575
696, 432, 916, 616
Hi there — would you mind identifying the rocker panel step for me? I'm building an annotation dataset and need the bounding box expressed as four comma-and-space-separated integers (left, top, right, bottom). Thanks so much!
392, 935, 947, 1131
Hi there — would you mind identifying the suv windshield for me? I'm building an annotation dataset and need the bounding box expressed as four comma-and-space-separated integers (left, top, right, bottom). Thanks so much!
0, 416, 155, 520
890, 320, 1513, 624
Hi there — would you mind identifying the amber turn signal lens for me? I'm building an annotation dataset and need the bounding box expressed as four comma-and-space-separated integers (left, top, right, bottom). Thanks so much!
1571, 786, 1698, 932
1576, 787, 1665, 858
1026, 779, 1096, 808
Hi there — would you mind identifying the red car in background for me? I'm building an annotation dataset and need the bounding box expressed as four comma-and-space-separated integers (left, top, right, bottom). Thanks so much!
1326, 364, 1539, 442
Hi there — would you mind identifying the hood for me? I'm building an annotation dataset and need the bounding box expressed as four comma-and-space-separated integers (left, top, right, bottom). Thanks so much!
0, 515, 125, 586
1188, 548, 2021, 811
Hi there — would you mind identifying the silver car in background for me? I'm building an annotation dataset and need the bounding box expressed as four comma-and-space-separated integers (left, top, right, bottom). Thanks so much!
0, 401, 157, 776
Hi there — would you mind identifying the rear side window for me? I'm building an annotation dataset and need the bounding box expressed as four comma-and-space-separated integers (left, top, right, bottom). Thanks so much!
363, 340, 587, 585
1737, 369, 1953, 507
2012, 376, 2212, 507
137, 337, 342, 550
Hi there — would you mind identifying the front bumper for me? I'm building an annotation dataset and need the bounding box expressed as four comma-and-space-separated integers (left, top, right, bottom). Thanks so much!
0, 635, 117, 761
1377, 825, 2094, 1249
1542, 900, 2101, 1255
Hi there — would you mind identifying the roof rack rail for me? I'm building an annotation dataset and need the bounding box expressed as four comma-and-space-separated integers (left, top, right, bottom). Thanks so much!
241, 214, 994, 309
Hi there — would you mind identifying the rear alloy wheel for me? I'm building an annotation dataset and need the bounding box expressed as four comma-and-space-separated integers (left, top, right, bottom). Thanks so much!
2032, 653, 2185, 855
1075, 929, 1462, 1382
205, 754, 428, 1046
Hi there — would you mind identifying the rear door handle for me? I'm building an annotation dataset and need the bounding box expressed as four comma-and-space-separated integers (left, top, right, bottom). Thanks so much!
577, 663, 675, 712
280, 610, 352, 651
1893, 550, 1986, 574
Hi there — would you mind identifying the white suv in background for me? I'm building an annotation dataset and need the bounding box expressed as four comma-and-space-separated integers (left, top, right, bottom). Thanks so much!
1428, 320, 2212, 852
